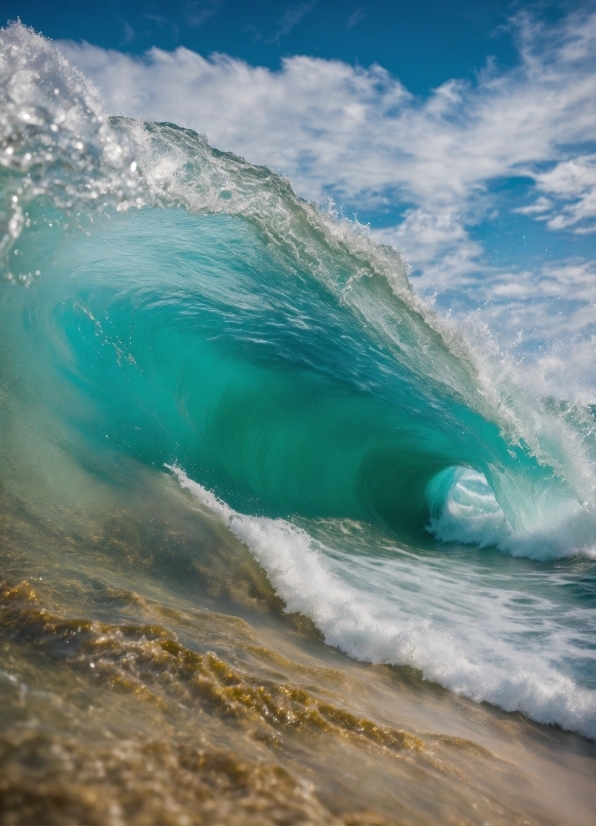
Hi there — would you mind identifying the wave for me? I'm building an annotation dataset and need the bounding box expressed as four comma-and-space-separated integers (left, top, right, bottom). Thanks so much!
170, 465, 596, 740
1, 22, 595, 739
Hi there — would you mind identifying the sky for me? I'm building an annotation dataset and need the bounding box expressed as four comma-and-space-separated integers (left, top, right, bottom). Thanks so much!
3, 0, 595, 396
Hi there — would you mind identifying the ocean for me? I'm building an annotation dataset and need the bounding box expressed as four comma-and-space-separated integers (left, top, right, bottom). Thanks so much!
0, 22, 594, 825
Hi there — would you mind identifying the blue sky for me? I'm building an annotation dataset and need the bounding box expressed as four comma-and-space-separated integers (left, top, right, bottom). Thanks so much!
3, 1, 595, 396
1, 0, 530, 93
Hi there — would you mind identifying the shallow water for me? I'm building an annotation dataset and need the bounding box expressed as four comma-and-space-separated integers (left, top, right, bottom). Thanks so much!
0, 463, 594, 825
0, 21, 595, 825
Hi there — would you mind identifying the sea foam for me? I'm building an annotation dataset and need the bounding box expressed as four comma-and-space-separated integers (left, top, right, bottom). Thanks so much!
171, 465, 596, 741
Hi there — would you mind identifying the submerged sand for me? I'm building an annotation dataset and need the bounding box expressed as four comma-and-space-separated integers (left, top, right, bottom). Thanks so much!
0, 463, 593, 826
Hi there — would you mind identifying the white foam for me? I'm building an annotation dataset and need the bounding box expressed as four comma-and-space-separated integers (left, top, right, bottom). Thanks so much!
0, 22, 148, 275
428, 469, 596, 561
170, 465, 596, 741
460, 318, 596, 524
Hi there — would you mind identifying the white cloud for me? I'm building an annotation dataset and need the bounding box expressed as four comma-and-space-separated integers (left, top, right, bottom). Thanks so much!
373, 208, 484, 277
536, 155, 596, 233
185, 1, 223, 29
514, 196, 552, 215
270, 2, 316, 43
515, 155, 596, 233
347, 7, 367, 29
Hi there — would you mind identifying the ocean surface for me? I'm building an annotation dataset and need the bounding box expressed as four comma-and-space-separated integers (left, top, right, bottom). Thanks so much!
0, 23, 595, 825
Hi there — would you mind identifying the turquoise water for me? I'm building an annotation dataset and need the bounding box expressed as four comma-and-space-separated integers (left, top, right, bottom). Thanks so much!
1, 20, 595, 754
13, 207, 524, 536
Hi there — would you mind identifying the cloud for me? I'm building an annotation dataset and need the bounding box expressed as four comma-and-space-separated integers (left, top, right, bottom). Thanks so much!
347, 7, 367, 29
270, 2, 316, 43
120, 19, 136, 47
374, 208, 483, 274
185, 1, 223, 29
514, 196, 551, 215
56, 7, 596, 390
533, 155, 596, 233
